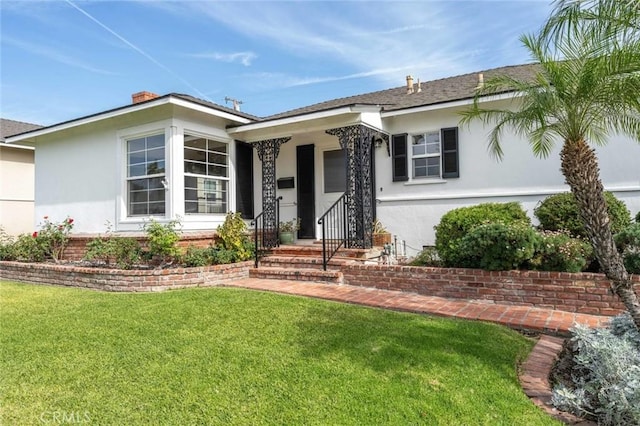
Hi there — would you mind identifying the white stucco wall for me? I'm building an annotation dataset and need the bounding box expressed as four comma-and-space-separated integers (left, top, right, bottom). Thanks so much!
375, 100, 640, 255
33, 107, 241, 234
0, 146, 35, 235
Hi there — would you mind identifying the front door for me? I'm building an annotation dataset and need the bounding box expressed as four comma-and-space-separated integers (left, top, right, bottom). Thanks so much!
296, 144, 315, 239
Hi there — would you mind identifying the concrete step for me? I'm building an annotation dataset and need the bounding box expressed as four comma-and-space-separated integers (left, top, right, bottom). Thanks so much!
259, 255, 355, 270
249, 266, 343, 284
270, 244, 376, 259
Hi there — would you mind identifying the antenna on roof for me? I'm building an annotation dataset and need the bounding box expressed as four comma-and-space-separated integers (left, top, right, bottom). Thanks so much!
224, 96, 244, 112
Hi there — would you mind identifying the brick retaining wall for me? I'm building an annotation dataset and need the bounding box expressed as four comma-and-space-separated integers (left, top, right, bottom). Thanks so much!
63, 232, 219, 261
0, 260, 251, 292
341, 264, 640, 316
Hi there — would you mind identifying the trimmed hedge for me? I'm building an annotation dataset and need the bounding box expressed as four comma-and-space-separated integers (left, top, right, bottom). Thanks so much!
435, 202, 530, 267
534, 192, 631, 238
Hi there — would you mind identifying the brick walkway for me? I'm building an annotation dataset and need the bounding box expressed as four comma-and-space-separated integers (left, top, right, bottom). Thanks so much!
225, 278, 610, 335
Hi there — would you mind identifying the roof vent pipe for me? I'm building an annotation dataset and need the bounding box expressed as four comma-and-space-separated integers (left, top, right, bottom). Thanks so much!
406, 75, 414, 94
477, 73, 484, 89
416, 78, 422, 93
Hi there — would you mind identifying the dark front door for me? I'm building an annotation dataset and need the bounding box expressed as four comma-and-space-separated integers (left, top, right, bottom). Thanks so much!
296, 144, 315, 239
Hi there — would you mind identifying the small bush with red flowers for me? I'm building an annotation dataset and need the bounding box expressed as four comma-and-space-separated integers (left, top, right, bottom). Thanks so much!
0, 216, 74, 263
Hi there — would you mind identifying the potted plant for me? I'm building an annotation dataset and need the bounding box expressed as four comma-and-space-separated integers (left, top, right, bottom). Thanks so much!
279, 218, 301, 245
372, 218, 392, 246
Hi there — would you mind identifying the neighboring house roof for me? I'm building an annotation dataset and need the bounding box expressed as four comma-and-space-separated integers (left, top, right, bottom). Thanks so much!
1, 118, 43, 141
261, 63, 539, 121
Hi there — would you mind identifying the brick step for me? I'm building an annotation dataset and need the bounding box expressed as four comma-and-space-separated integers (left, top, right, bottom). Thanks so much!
249, 266, 343, 284
259, 255, 355, 270
270, 245, 375, 259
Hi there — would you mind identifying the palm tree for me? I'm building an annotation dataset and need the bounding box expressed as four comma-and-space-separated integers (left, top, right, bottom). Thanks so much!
460, 0, 640, 329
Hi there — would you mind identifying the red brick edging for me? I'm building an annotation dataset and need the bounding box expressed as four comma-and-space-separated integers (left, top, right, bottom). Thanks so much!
520, 336, 595, 425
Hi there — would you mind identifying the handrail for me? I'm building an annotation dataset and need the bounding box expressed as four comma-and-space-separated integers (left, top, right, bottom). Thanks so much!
317, 192, 349, 270
251, 196, 283, 268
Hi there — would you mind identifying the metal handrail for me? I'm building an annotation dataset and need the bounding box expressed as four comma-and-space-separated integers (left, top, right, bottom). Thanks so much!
251, 196, 282, 268
317, 192, 349, 270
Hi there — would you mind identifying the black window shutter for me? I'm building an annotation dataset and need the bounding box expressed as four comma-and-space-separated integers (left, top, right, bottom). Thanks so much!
441, 127, 459, 178
235, 141, 254, 219
391, 133, 408, 182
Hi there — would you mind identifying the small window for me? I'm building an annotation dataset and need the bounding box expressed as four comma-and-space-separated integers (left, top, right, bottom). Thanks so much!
412, 131, 441, 178
406, 127, 459, 180
323, 149, 346, 193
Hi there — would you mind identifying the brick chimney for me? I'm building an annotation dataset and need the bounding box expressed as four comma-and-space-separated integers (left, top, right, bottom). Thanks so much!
131, 91, 159, 104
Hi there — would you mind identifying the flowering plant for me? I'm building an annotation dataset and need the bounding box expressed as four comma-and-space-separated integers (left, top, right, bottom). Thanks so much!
34, 216, 74, 262
279, 218, 301, 232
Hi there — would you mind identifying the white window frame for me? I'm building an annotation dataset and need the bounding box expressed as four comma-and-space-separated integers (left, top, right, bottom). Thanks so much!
125, 132, 167, 217
183, 133, 230, 215
411, 130, 441, 179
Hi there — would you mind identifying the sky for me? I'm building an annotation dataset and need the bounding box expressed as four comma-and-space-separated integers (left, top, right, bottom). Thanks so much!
1, 0, 554, 126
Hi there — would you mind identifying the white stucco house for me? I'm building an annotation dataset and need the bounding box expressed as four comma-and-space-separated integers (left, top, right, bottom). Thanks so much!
1, 119, 42, 235
6, 65, 640, 256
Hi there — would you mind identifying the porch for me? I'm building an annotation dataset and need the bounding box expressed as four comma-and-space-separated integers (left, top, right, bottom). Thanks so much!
229, 112, 389, 268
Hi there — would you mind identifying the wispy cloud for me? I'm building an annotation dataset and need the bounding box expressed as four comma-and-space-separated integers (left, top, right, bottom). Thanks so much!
63, 0, 210, 100
189, 51, 257, 66
1, 36, 117, 75
148, 1, 551, 90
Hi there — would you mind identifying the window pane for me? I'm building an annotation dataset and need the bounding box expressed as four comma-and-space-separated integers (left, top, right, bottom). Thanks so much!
323, 149, 346, 193
426, 141, 440, 154
128, 178, 165, 216
146, 134, 165, 150
184, 136, 206, 150
146, 161, 164, 175
207, 164, 227, 177
129, 164, 147, 177
208, 140, 227, 153
147, 147, 164, 162
183, 176, 227, 214
185, 161, 206, 175
128, 151, 146, 165
184, 148, 206, 162
128, 138, 145, 153
208, 152, 227, 165
425, 132, 439, 144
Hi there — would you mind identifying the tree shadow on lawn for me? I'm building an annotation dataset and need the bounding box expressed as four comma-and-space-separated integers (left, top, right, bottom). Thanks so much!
293, 302, 532, 381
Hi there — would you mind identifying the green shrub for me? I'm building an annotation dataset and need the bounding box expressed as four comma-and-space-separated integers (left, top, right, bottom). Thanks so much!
453, 222, 538, 271
217, 212, 254, 261
614, 223, 640, 274
182, 245, 211, 267
0, 227, 16, 261
552, 316, 640, 425
210, 246, 236, 264
531, 231, 594, 273
535, 192, 631, 238
435, 202, 530, 266
636, 211, 640, 223
85, 235, 141, 269
143, 219, 181, 267
409, 247, 442, 267
11, 234, 48, 262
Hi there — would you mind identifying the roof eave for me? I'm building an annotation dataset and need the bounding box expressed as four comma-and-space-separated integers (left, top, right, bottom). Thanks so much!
228, 104, 382, 135
5, 95, 253, 144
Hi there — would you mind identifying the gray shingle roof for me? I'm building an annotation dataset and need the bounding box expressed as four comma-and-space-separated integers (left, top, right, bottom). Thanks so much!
171, 94, 260, 121
0, 118, 43, 141
261, 63, 540, 121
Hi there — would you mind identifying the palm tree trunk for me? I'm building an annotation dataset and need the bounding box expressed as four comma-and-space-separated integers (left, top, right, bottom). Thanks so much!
560, 139, 640, 329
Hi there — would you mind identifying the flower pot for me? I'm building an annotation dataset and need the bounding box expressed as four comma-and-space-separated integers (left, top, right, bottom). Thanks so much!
279, 231, 295, 245
372, 232, 392, 247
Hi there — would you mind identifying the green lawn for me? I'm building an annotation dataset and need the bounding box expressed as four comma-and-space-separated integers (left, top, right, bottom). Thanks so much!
0, 281, 559, 425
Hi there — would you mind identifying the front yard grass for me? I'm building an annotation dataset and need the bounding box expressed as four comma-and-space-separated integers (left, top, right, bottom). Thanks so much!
0, 281, 558, 425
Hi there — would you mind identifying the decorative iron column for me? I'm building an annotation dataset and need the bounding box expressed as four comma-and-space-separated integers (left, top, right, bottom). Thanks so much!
326, 125, 388, 249
254, 137, 290, 247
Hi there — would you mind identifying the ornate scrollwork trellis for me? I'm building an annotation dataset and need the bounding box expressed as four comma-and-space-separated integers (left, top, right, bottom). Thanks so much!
254, 137, 290, 247
326, 125, 388, 248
